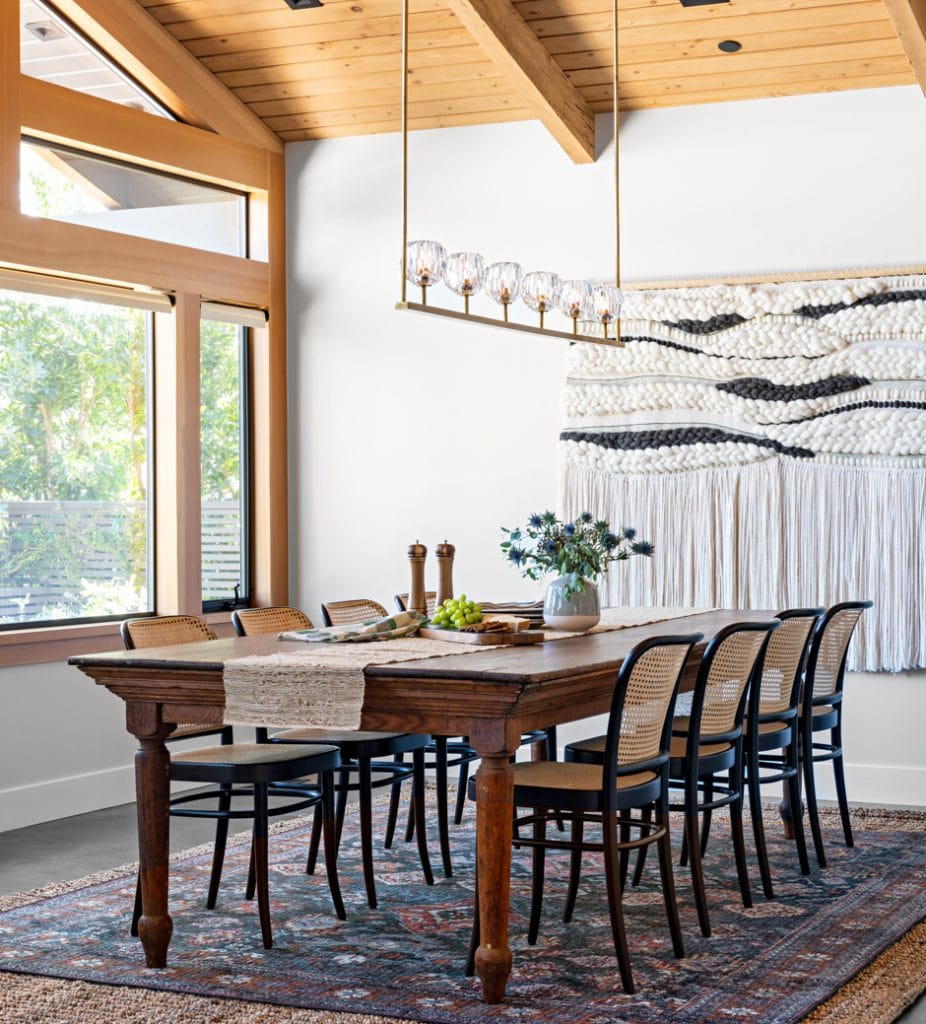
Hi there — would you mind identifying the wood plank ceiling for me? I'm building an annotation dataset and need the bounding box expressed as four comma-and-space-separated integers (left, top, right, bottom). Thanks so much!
137, 0, 917, 145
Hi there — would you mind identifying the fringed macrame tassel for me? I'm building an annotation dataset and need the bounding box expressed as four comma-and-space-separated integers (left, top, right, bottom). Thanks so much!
560, 458, 926, 673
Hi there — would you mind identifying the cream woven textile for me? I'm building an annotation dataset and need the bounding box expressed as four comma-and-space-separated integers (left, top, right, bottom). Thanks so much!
222, 607, 709, 730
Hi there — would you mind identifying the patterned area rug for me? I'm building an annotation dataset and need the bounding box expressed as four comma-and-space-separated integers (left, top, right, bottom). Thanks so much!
1, 804, 924, 1024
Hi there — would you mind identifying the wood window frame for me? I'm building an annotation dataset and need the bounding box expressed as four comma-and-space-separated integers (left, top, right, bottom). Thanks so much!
0, 5, 287, 666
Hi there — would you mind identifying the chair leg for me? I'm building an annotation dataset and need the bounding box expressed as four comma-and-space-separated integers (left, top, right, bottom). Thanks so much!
832, 722, 854, 848
320, 771, 346, 920
685, 811, 711, 938
563, 814, 584, 923
454, 756, 470, 826
527, 811, 547, 945
602, 809, 635, 994
245, 838, 256, 901
654, 798, 685, 959
335, 766, 351, 849
787, 738, 811, 876
384, 753, 405, 849
252, 783, 273, 950
730, 763, 753, 909
207, 783, 232, 909
131, 874, 142, 937
802, 724, 827, 868
404, 783, 416, 844
359, 758, 378, 909
306, 803, 322, 875
435, 737, 453, 878
747, 747, 775, 900
412, 747, 434, 886
619, 818, 631, 890
699, 777, 713, 857
631, 805, 652, 888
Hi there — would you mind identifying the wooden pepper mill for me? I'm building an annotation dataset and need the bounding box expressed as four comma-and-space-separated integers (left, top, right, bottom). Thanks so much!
407, 541, 428, 614
436, 541, 455, 606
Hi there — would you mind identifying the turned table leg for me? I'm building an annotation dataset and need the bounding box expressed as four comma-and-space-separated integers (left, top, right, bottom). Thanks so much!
128, 702, 174, 968
471, 722, 518, 1005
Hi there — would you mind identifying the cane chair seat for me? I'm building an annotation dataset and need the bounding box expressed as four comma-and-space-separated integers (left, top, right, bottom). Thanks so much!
511, 760, 658, 794
744, 719, 792, 737
172, 722, 228, 739
669, 735, 733, 759
798, 703, 836, 718
172, 743, 338, 768
231, 603, 434, 907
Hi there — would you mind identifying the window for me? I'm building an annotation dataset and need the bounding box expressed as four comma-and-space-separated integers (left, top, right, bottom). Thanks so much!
201, 316, 249, 609
20, 0, 171, 118
0, 287, 153, 626
21, 138, 248, 257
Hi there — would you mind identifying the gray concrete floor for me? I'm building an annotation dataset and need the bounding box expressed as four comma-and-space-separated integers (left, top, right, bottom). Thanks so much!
0, 799, 923, 1022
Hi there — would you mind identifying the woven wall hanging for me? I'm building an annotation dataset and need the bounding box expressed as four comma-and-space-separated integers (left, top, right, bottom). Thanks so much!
560, 274, 926, 672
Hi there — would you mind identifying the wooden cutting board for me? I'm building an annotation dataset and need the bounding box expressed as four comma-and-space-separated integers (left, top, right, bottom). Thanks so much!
417, 626, 545, 645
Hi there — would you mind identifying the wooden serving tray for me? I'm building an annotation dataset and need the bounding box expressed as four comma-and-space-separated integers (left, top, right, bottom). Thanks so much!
417, 626, 545, 646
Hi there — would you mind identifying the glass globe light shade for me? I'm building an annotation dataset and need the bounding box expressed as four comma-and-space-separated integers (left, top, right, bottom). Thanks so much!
557, 279, 592, 320
521, 271, 563, 328
484, 261, 523, 321
406, 240, 447, 298
589, 283, 623, 328
444, 252, 485, 313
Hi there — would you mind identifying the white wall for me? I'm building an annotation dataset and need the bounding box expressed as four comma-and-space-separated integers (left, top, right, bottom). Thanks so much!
287, 85, 926, 808
2, 86, 924, 834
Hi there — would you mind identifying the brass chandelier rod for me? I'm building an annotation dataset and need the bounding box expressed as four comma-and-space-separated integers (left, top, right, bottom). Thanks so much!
614, 0, 621, 344
400, 0, 409, 305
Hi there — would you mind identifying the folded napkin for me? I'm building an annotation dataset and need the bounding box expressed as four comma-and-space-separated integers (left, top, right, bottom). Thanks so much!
280, 610, 427, 643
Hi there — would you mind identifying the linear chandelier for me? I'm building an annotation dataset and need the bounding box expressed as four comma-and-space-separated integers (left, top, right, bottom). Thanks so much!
396, 1, 624, 347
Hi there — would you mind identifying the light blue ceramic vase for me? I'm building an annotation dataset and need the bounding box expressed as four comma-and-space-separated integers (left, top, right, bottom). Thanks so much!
543, 576, 601, 632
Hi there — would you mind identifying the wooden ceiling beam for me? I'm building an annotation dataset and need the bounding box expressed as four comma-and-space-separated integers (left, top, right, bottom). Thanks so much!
52, 0, 283, 152
443, 0, 596, 163
881, 0, 926, 92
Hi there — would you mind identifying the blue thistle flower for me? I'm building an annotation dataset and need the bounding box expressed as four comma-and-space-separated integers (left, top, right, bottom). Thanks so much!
563, 522, 576, 536
602, 532, 619, 550
528, 513, 543, 528
543, 539, 556, 553
623, 526, 637, 540
508, 546, 525, 565
632, 540, 654, 557
579, 511, 594, 523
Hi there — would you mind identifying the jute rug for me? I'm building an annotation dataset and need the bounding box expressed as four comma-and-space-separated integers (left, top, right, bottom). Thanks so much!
0, 805, 923, 1024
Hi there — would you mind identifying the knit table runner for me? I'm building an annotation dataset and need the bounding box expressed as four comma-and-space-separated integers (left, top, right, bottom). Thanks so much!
222, 607, 709, 729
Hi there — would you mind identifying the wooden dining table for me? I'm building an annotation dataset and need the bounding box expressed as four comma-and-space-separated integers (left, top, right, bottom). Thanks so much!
70, 607, 778, 1005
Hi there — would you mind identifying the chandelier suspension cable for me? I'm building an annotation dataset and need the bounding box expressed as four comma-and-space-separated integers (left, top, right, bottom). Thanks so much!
400, 0, 409, 305
614, 0, 621, 344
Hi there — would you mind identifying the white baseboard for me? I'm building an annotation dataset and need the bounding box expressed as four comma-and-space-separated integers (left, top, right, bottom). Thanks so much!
0, 763, 137, 833
816, 761, 926, 809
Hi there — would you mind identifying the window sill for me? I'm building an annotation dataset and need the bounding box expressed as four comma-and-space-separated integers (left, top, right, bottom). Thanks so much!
0, 613, 238, 668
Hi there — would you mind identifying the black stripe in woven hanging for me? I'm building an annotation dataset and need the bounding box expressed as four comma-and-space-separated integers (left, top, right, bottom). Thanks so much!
779, 399, 926, 425
793, 289, 926, 320
559, 427, 814, 459
658, 313, 748, 335
716, 375, 871, 402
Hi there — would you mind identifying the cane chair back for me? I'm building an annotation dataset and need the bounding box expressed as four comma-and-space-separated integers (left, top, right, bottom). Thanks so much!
807, 602, 871, 700
610, 640, 699, 768
121, 614, 216, 650
599, 635, 702, 800
232, 606, 313, 636
395, 592, 438, 615
757, 610, 823, 714
320, 598, 388, 627
694, 623, 778, 740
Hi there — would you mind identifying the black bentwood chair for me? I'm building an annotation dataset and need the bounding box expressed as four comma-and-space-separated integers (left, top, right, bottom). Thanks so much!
742, 608, 823, 897
237, 601, 434, 908
122, 615, 345, 949
469, 633, 703, 994
800, 600, 872, 868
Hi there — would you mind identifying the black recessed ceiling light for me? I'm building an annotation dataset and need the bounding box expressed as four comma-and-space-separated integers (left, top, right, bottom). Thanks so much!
283, 0, 323, 8
679, 0, 730, 7
718, 39, 742, 52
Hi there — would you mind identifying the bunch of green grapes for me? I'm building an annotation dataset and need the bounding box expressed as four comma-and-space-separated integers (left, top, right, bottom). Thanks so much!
429, 595, 482, 630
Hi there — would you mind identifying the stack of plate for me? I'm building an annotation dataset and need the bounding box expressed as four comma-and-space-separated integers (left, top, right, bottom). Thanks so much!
478, 600, 545, 627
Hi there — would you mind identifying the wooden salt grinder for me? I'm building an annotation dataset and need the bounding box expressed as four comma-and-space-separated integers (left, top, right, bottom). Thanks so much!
408, 541, 428, 614
436, 541, 455, 606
